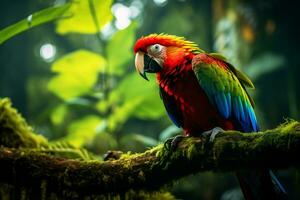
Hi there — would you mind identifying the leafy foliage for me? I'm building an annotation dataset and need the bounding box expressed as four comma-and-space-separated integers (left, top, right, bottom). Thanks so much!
0, 98, 98, 161
0, 3, 70, 44
61, 115, 102, 147
40, 141, 99, 160
106, 23, 137, 75
47, 21, 165, 150
50, 104, 69, 126
110, 72, 165, 119
0, 0, 164, 158
56, 0, 113, 34
0, 0, 167, 153
48, 50, 106, 100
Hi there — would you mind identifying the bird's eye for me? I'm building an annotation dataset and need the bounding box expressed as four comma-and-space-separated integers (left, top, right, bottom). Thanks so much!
150, 44, 163, 53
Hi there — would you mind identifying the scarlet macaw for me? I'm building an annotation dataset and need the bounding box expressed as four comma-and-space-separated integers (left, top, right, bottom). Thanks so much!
133, 34, 286, 199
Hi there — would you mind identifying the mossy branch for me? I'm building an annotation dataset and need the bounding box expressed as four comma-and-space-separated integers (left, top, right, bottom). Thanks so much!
1, 122, 300, 197
1, 98, 300, 198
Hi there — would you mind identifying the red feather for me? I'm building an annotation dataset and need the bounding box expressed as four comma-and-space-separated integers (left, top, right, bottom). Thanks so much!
157, 59, 234, 136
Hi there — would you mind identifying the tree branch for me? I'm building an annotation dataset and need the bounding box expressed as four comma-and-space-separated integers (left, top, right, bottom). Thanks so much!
1, 98, 300, 199
0, 121, 300, 198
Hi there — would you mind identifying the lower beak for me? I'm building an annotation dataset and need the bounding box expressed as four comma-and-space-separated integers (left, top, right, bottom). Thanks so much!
135, 51, 162, 81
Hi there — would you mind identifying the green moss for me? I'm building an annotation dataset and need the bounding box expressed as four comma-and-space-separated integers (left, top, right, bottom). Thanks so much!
0, 98, 47, 148
184, 138, 198, 160
276, 119, 299, 134
119, 151, 133, 160
0, 99, 298, 199
123, 190, 176, 200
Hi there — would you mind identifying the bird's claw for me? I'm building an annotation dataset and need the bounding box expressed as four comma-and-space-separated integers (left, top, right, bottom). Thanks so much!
202, 127, 224, 142
164, 135, 185, 151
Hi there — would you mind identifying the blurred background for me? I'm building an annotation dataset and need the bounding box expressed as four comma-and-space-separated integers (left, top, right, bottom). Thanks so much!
0, 0, 299, 199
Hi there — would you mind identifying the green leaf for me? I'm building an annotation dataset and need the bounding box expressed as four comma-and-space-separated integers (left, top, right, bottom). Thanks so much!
95, 100, 110, 113
66, 97, 92, 106
96, 73, 165, 132
108, 98, 143, 131
111, 73, 154, 102
88, 132, 117, 154
133, 96, 166, 119
48, 49, 106, 100
131, 134, 158, 146
106, 23, 136, 75
41, 141, 99, 160
56, 0, 113, 34
50, 104, 68, 125
63, 115, 102, 147
0, 4, 70, 44
111, 73, 165, 119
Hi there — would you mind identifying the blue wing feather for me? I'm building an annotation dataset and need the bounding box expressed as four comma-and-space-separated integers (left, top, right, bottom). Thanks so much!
225, 93, 232, 116
192, 54, 285, 200
192, 55, 259, 133
159, 87, 183, 128
215, 93, 230, 119
248, 107, 259, 131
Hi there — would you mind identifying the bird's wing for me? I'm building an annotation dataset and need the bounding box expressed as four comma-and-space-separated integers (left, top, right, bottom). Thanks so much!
192, 53, 258, 132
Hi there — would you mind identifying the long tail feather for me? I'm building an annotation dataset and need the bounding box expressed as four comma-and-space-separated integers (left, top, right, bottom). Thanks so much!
236, 170, 287, 200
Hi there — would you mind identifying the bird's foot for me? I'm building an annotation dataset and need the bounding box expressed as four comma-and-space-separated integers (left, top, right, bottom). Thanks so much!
164, 135, 186, 151
202, 127, 224, 142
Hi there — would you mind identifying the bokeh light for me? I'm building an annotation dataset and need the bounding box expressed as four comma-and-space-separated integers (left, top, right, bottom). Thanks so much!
112, 3, 131, 30
39, 43, 56, 62
153, 0, 168, 6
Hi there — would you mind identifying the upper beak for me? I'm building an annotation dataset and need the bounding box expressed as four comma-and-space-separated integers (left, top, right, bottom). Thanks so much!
135, 51, 148, 81
135, 51, 162, 81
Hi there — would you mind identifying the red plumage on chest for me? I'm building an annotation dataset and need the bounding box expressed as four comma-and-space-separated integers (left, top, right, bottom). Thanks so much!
157, 62, 234, 136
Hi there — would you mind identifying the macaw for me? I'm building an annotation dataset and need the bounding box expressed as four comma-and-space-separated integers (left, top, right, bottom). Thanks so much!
133, 34, 286, 199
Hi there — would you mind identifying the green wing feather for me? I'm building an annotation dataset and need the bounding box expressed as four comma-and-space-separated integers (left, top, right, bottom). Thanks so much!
209, 53, 255, 106
209, 53, 255, 89
192, 53, 258, 132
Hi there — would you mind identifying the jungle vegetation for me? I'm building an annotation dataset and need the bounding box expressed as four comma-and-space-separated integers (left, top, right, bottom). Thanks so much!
0, 0, 299, 199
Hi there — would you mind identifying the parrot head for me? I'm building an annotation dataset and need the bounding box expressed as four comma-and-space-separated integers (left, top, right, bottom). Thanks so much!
133, 34, 202, 81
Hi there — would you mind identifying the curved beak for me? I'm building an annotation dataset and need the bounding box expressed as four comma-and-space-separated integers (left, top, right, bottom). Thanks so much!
135, 51, 162, 81
135, 51, 148, 81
